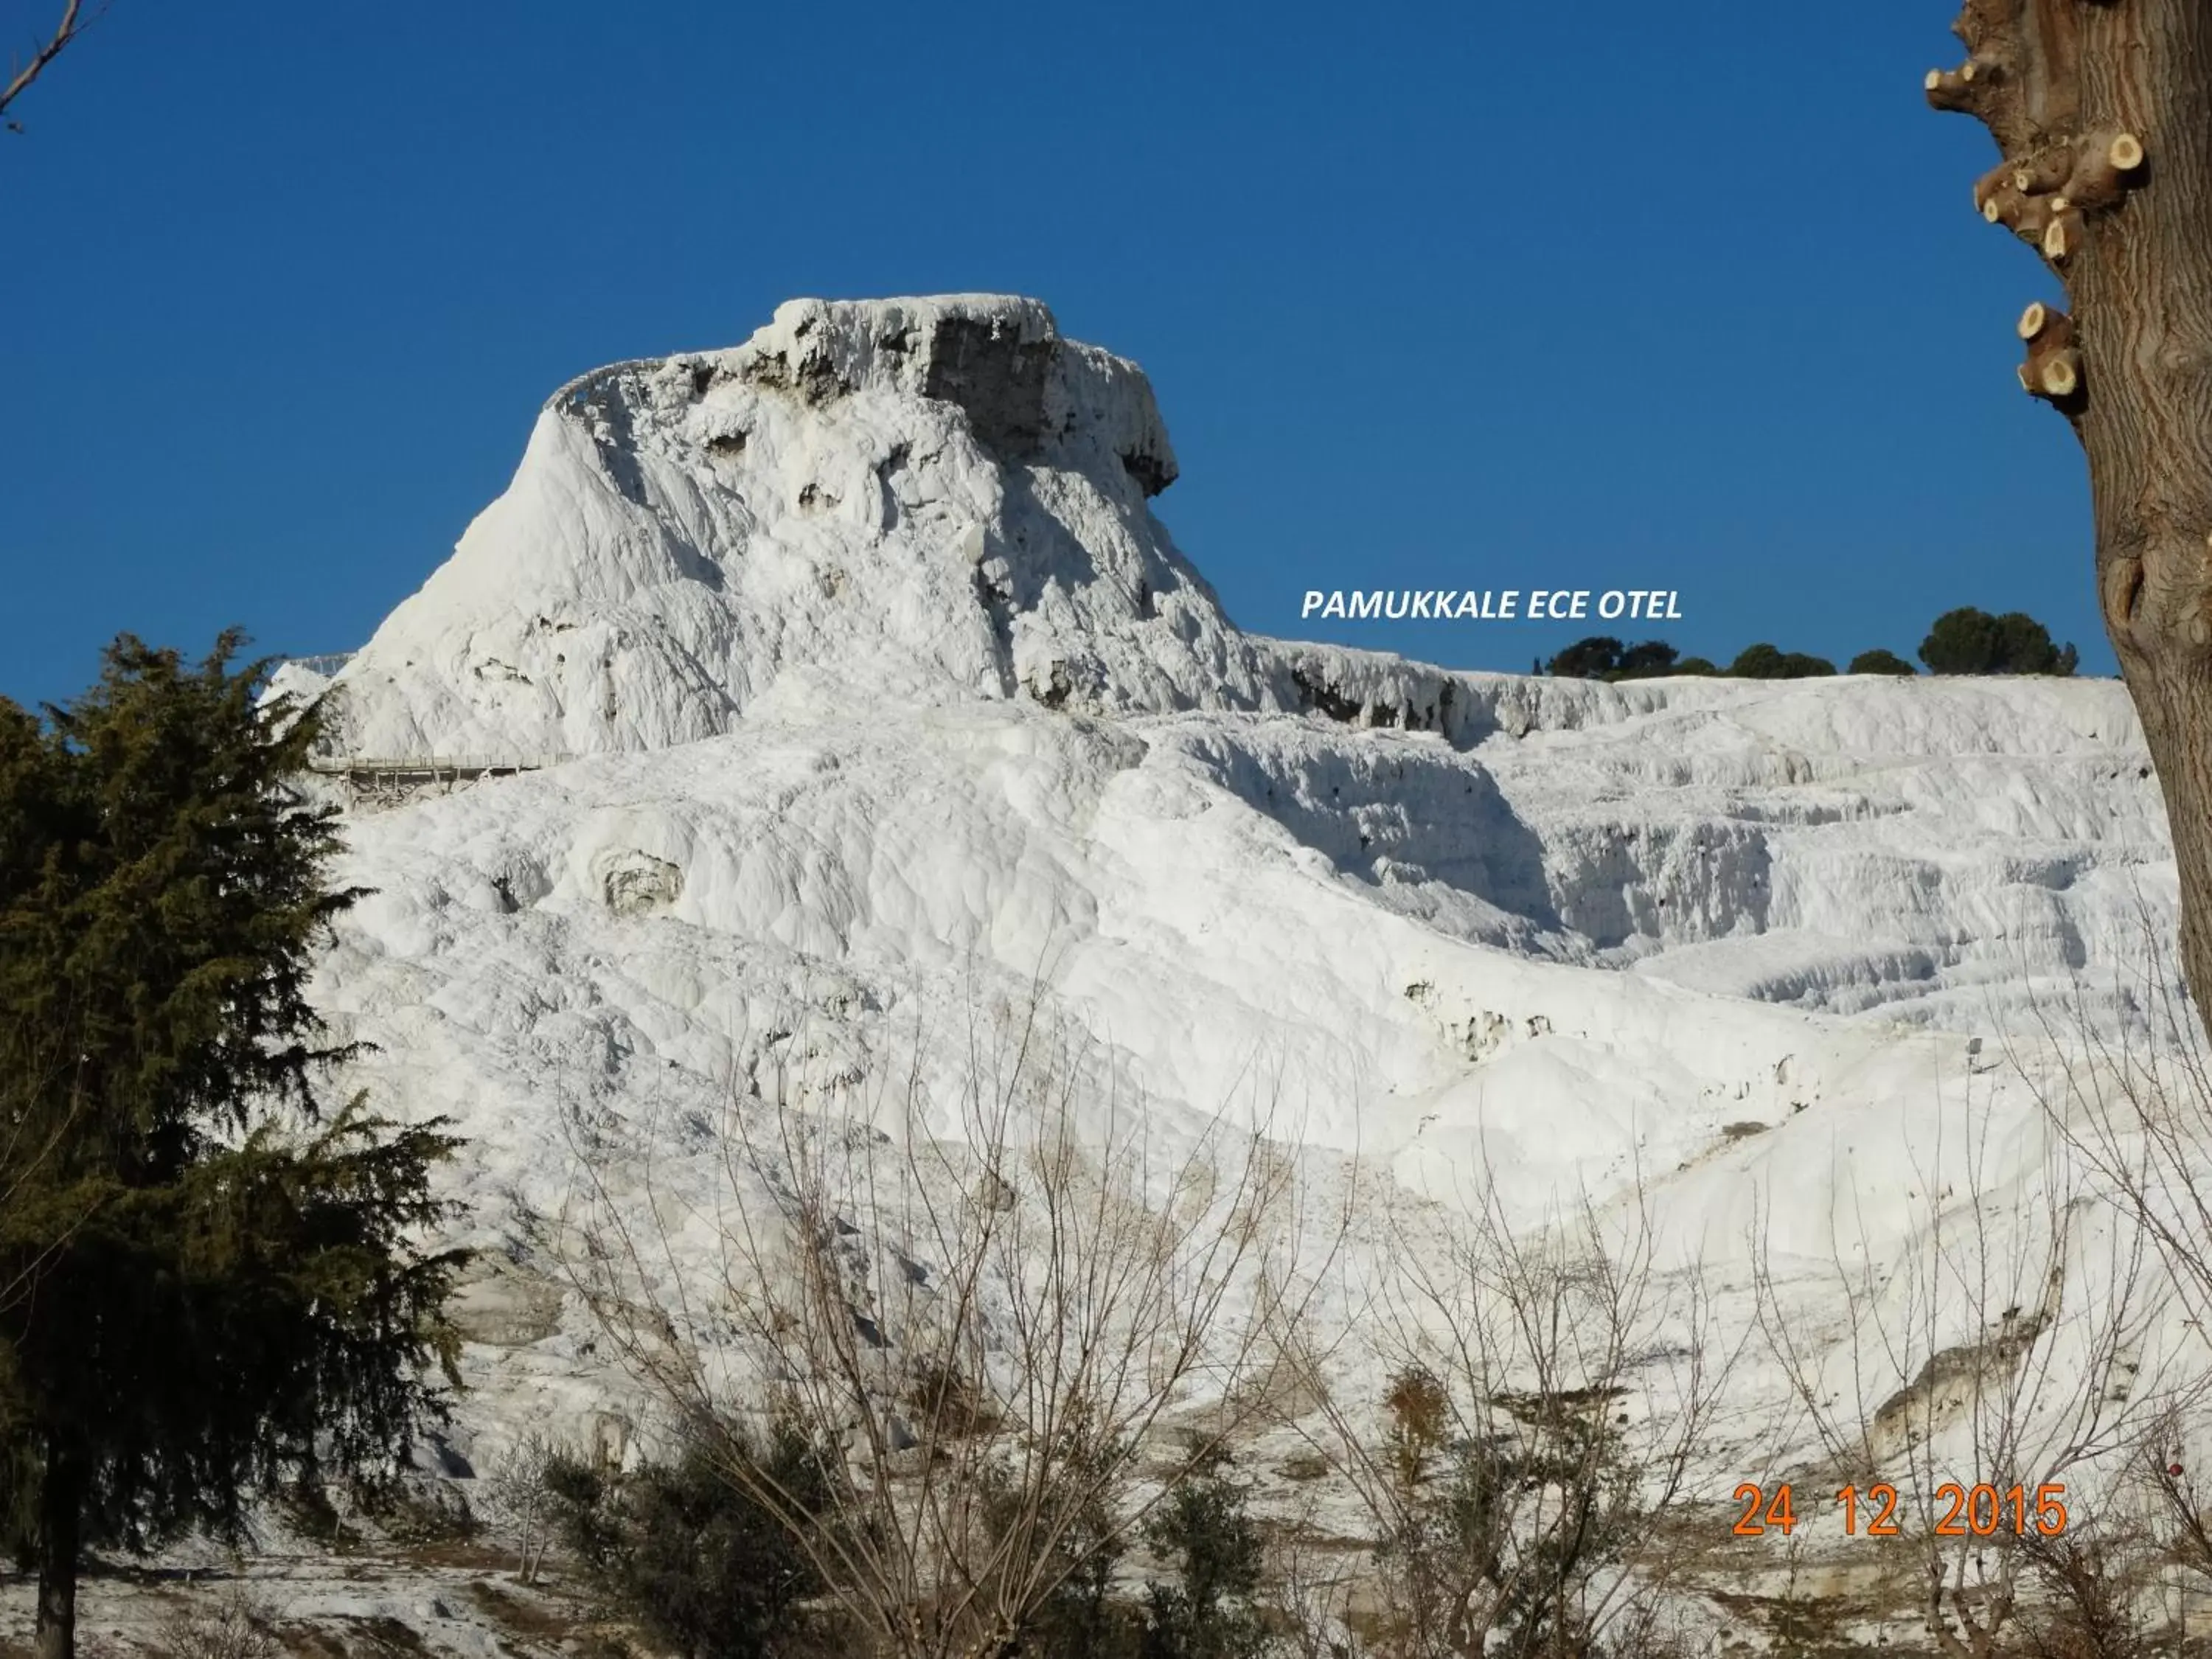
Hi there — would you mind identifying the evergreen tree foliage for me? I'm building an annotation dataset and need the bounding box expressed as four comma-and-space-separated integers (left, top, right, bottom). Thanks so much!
981, 1421, 1143, 1659
1610, 641, 1680, 681
1138, 1450, 1267, 1659
964, 1436, 1267, 1659
1542, 637, 1626, 680
1919, 607, 2079, 675
1727, 644, 1837, 679
0, 633, 465, 1659
1847, 649, 1919, 676
545, 1427, 832, 1659
1369, 1364, 1644, 1659
1542, 639, 1684, 681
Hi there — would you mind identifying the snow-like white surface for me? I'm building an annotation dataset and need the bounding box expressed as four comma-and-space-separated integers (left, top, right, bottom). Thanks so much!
314, 295, 1307, 760
293, 297, 2201, 1582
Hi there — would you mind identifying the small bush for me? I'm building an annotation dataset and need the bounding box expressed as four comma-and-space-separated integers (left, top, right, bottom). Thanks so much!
485, 1430, 563, 1582
902, 1354, 1003, 1440
545, 1420, 832, 1659
967, 1439, 1271, 1659
1728, 643, 1835, 679
364, 1475, 480, 1545
979, 1418, 1144, 1658
2014, 1531, 2153, 1659
151, 1585, 282, 1659
1381, 1366, 1450, 1490
1847, 648, 1918, 676
1139, 1449, 1269, 1659
1363, 1354, 1658, 1659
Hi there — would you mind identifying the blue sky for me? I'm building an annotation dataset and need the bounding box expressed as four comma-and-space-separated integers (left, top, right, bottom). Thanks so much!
0, 1, 2099, 706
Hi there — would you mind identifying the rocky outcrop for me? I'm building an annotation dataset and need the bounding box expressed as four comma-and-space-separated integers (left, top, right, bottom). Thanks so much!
312, 296, 1290, 760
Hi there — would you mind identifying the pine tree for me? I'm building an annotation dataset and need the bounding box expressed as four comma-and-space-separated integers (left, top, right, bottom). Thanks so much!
543, 1426, 835, 1659
1919, 607, 2079, 675
1541, 637, 1625, 680
0, 632, 465, 1659
1847, 648, 1919, 676
1728, 644, 1837, 679
1612, 640, 1680, 680
1138, 1449, 1267, 1659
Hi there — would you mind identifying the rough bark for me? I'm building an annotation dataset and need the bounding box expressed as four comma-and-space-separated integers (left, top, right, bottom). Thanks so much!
1931, 0, 2212, 1035
32, 1441, 81, 1659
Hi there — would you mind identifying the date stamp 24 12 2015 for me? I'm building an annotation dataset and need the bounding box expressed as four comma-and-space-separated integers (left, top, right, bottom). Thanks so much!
1731, 1483, 2072, 1539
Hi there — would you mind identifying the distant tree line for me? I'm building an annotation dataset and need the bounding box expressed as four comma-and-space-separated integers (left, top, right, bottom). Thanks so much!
1537, 607, 2079, 681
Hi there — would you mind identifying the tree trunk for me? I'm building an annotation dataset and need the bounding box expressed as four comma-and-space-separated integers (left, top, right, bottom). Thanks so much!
1932, 0, 2212, 1036
33, 1441, 83, 1659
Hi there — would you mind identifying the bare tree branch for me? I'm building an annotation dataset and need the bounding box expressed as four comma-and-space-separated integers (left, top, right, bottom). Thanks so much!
2, 1, 92, 133
560, 983, 1348, 1659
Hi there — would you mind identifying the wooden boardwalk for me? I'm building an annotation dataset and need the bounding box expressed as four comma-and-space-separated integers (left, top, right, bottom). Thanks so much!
308, 754, 567, 791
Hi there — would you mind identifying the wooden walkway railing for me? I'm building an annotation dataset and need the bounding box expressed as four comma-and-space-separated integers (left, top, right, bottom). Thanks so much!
307, 754, 568, 790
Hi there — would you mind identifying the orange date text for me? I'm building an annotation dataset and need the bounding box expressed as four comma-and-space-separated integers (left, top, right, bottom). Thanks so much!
1731, 1483, 2070, 1537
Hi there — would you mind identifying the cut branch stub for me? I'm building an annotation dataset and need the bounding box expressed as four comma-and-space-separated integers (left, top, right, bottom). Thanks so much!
2019, 301, 2075, 349
1977, 162, 2026, 225
1927, 66, 1979, 113
2063, 132, 2148, 210
2013, 194, 2059, 243
2017, 302, 2081, 408
2012, 147, 2074, 194
2042, 206, 2085, 263
2031, 347, 2084, 404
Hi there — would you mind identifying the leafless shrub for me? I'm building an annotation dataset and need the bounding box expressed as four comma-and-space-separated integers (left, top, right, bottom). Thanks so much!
566, 989, 1346, 1659
1265, 1529, 1366, 1659
1750, 1035, 2183, 1659
1983, 925, 2212, 1649
2011, 1523, 2159, 1659
486, 1429, 564, 1584
1285, 1161, 1732, 1659
2021, 924, 2212, 1356
150, 1585, 280, 1659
